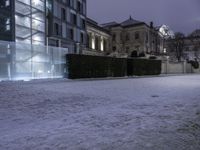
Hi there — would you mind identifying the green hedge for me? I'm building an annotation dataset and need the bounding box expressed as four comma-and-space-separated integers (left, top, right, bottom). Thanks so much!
66, 54, 127, 79
66, 54, 161, 79
127, 58, 161, 76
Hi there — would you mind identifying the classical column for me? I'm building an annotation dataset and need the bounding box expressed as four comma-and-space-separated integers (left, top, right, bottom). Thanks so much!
100, 36, 104, 51
91, 33, 95, 50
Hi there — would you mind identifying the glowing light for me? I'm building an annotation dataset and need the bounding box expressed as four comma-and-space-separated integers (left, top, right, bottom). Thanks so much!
163, 48, 167, 53
33, 35, 41, 41
92, 38, 95, 49
32, 0, 40, 5
38, 70, 43, 74
159, 25, 174, 39
100, 37, 104, 51
15, 15, 18, 20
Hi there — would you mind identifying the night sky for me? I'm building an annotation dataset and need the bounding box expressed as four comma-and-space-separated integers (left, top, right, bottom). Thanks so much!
87, 0, 200, 35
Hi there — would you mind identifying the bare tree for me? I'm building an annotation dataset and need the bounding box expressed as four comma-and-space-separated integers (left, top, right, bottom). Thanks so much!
189, 36, 200, 60
168, 32, 185, 61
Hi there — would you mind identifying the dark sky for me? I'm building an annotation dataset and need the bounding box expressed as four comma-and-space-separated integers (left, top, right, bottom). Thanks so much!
87, 0, 200, 35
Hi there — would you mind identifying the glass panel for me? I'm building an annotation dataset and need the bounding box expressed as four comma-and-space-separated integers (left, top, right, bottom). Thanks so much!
0, 40, 68, 81
15, 0, 45, 45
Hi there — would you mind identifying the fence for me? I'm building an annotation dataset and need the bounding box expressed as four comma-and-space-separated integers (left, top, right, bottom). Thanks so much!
162, 60, 200, 74
0, 40, 68, 81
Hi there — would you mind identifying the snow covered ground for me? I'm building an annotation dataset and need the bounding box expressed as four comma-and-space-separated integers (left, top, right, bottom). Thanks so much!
0, 75, 200, 150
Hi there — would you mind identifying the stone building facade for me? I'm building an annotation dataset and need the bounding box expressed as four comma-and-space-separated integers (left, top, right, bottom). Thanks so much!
47, 0, 87, 53
84, 18, 111, 56
102, 16, 164, 57
0, 0, 87, 53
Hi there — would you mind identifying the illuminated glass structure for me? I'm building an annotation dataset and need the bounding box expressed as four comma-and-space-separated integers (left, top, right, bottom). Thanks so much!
0, 0, 46, 45
0, 40, 68, 81
15, 0, 46, 45
0, 0, 87, 80
0, 0, 87, 52
47, 0, 87, 53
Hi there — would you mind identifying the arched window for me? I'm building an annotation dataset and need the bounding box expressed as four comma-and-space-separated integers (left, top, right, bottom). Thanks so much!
112, 33, 116, 41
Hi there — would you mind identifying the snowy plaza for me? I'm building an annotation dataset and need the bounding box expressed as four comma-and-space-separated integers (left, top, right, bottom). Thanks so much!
0, 75, 200, 150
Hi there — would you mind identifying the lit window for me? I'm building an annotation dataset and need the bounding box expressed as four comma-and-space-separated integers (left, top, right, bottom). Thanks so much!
6, 18, 10, 24
6, 24, 10, 31
163, 48, 167, 53
32, 0, 40, 5
135, 32, 140, 40
6, 18, 10, 31
5, 0, 10, 6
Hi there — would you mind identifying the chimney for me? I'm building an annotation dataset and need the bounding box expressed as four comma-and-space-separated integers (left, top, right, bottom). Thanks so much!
150, 21, 154, 28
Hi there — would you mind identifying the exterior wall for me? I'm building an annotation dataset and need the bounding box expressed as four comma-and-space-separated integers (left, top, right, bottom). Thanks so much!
110, 26, 123, 54
15, 0, 46, 45
0, 0, 87, 52
85, 23, 111, 56
162, 60, 200, 74
0, 0, 15, 41
0, 40, 68, 81
162, 61, 185, 74
110, 25, 164, 56
47, 0, 87, 53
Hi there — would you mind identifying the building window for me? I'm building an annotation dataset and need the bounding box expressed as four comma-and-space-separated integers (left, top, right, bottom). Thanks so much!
54, 23, 59, 35
5, 0, 10, 7
71, 14, 77, 25
81, 19, 85, 29
56, 40, 60, 47
69, 29, 74, 40
135, 45, 140, 51
62, 23, 66, 38
135, 32, 140, 40
126, 33, 130, 41
112, 46, 116, 52
112, 34, 116, 41
6, 24, 10, 31
67, 0, 70, 6
61, 8, 66, 21
146, 32, 149, 43
5, 18, 10, 31
80, 33, 84, 43
77, 1, 81, 12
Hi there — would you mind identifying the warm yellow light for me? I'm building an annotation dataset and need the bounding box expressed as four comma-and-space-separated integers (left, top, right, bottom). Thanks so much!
92, 38, 95, 49
100, 38, 104, 51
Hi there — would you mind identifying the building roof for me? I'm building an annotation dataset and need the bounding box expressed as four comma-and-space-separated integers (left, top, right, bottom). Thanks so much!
101, 22, 119, 27
102, 16, 147, 29
120, 16, 143, 27
86, 18, 110, 35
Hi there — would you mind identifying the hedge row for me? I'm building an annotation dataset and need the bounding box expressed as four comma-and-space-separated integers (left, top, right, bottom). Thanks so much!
66, 54, 161, 79
66, 54, 127, 79
127, 58, 161, 76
